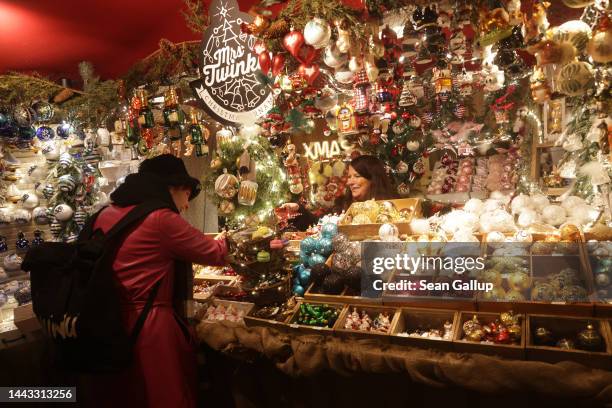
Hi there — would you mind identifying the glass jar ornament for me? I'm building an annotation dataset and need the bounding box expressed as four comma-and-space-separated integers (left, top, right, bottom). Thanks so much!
214, 169, 239, 199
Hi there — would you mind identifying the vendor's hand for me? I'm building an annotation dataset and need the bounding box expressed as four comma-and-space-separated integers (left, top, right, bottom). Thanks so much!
280, 203, 300, 212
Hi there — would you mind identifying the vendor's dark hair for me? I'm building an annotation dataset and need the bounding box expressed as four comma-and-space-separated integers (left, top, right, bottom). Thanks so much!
335, 155, 397, 211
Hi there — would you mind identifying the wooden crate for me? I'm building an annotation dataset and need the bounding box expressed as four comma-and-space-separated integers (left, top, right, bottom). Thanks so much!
333, 304, 399, 341
286, 300, 346, 335
0, 326, 27, 350
304, 282, 379, 305
389, 307, 457, 351
12, 303, 40, 334
243, 301, 299, 331
453, 311, 526, 360
338, 198, 421, 240
594, 303, 612, 318
526, 314, 612, 370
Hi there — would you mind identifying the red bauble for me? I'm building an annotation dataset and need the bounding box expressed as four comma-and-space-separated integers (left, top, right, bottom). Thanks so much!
272, 54, 286, 76
496, 328, 510, 344
283, 31, 305, 57
369, 133, 381, 145
391, 147, 398, 157
296, 44, 317, 64
258, 51, 271, 74
298, 63, 320, 84
389, 111, 398, 120
254, 40, 267, 55
401, 112, 411, 120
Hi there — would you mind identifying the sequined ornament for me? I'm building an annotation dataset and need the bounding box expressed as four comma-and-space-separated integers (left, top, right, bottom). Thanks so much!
16, 232, 30, 251
56, 125, 69, 139
32, 230, 45, 246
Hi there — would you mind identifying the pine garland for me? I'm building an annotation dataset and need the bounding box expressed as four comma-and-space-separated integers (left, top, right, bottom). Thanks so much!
204, 135, 289, 227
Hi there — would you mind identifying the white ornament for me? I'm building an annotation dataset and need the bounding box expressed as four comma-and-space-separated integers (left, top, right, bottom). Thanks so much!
542, 205, 567, 226
479, 209, 516, 233
33, 207, 49, 224
511, 194, 533, 215
0, 208, 14, 225
4, 254, 23, 272
561, 196, 586, 210
304, 18, 331, 49
518, 209, 539, 228
13, 209, 31, 225
21, 192, 39, 209
53, 204, 74, 222
531, 194, 550, 212
556, 61, 594, 96
486, 231, 506, 243
464, 198, 484, 214
513, 230, 533, 243
379, 223, 400, 241
441, 210, 478, 234
552, 20, 592, 52
323, 45, 347, 68
409, 218, 430, 235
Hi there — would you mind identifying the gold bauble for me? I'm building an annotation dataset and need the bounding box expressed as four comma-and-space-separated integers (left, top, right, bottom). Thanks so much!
587, 23, 612, 63
500, 311, 516, 326
210, 157, 223, 170
467, 329, 484, 342
505, 290, 526, 301
508, 272, 532, 291
559, 223, 582, 242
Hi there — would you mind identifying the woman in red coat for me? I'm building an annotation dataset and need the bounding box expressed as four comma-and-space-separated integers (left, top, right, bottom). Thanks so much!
87, 154, 227, 407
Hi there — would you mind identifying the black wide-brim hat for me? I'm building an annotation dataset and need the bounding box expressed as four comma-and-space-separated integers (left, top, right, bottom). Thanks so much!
138, 154, 202, 200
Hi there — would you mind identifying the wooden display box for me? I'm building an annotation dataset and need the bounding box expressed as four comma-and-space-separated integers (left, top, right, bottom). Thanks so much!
333, 304, 399, 341
453, 312, 526, 360
594, 303, 612, 318
243, 302, 299, 331
389, 308, 457, 351
198, 299, 255, 326
338, 198, 422, 240
12, 303, 40, 334
193, 277, 237, 302
526, 314, 612, 370
286, 300, 346, 335
0, 326, 27, 350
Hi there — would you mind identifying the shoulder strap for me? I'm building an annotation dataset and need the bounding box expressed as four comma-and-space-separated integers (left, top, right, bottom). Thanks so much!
129, 279, 162, 343
78, 206, 107, 242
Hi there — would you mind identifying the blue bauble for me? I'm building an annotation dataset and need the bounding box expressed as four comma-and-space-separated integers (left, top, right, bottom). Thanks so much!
308, 253, 326, 267
321, 223, 338, 238
35, 125, 54, 141
300, 251, 310, 265
0, 113, 8, 128
299, 269, 312, 286
595, 263, 611, 275
300, 236, 317, 254
293, 284, 305, 297
319, 237, 333, 256
293, 277, 301, 286
293, 263, 305, 274
56, 125, 69, 139
18, 126, 35, 141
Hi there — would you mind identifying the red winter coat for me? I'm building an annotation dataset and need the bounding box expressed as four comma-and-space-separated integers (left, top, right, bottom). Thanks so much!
87, 205, 227, 407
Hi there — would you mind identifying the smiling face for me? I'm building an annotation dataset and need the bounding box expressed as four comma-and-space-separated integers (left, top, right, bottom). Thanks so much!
346, 165, 372, 201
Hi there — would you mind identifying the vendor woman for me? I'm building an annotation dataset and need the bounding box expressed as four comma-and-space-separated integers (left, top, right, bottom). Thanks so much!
284, 155, 397, 230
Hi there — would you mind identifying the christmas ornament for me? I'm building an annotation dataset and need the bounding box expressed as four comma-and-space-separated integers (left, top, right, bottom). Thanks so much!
335, 21, 351, 53
556, 61, 594, 96
552, 20, 592, 53
587, 16, 612, 63
378, 223, 399, 241
406, 141, 420, 152
304, 18, 331, 49
33, 207, 49, 224
214, 169, 239, 199
13, 209, 31, 224
577, 323, 602, 351
283, 30, 305, 57
53, 204, 74, 222
272, 54, 286, 76
219, 200, 235, 215
42, 184, 55, 200
15, 232, 29, 252
534, 326, 554, 345
258, 51, 271, 74
238, 180, 258, 206
74, 207, 88, 227
32, 101, 54, 122
298, 63, 320, 84
57, 174, 77, 192
32, 230, 45, 246
50, 219, 62, 237
323, 44, 347, 68
21, 192, 39, 209
0, 236, 7, 253
35, 125, 54, 141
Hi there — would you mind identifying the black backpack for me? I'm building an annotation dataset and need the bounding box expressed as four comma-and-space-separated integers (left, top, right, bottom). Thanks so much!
22, 200, 171, 373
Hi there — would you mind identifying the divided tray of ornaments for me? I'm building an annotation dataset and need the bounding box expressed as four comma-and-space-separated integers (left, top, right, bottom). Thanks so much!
389, 308, 457, 351
526, 315, 612, 370
334, 305, 399, 341
243, 296, 299, 331
338, 198, 421, 240
454, 311, 526, 360
583, 242, 612, 311
286, 300, 346, 335
197, 298, 255, 326
193, 277, 238, 302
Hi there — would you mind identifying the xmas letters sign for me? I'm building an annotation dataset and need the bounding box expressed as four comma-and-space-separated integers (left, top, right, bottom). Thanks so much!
190, 0, 273, 126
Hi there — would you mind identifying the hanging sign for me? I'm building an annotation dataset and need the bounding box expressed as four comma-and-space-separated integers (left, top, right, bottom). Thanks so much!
190, 0, 273, 126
